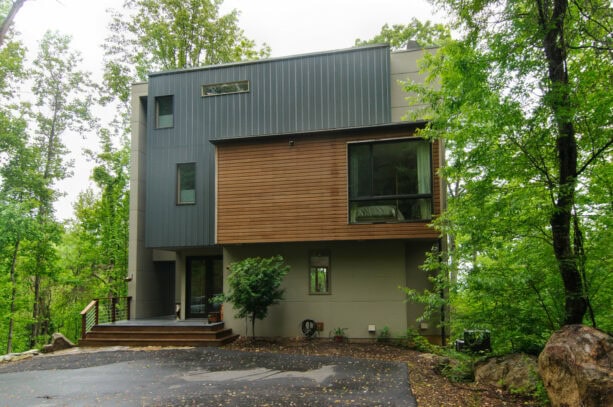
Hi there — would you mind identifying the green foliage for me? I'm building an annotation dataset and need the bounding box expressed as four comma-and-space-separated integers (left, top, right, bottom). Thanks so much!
0, 0, 27, 48
0, 38, 24, 96
0, 107, 38, 353
51, 126, 131, 345
330, 327, 347, 338
400, 0, 612, 351
222, 255, 289, 338
75, 129, 130, 297
402, 244, 451, 325
24, 31, 99, 348
103, 0, 271, 103
397, 329, 477, 383
0, 30, 100, 352
532, 376, 552, 406
436, 350, 476, 383
377, 326, 391, 342
401, 328, 437, 353
355, 18, 451, 49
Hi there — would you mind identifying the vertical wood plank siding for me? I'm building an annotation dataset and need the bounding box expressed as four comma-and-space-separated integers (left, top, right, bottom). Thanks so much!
144, 45, 391, 248
217, 130, 442, 244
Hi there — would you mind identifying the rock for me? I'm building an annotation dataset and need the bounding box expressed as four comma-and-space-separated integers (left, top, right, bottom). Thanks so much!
1, 349, 40, 363
41, 333, 75, 354
474, 353, 539, 395
538, 324, 612, 407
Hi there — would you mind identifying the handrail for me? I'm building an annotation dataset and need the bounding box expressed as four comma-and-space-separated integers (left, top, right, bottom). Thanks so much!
80, 300, 98, 316
80, 300, 99, 340
80, 297, 132, 340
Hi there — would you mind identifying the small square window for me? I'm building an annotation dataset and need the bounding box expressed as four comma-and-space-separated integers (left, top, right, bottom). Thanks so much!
309, 250, 330, 294
177, 163, 195, 204
156, 95, 173, 128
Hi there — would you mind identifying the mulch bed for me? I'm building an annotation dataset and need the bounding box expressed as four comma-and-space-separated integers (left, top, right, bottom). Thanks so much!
223, 337, 541, 406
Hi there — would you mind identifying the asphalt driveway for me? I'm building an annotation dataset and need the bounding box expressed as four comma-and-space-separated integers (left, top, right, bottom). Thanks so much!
0, 347, 417, 406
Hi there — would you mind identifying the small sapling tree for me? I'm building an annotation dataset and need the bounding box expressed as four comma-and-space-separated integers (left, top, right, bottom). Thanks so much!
221, 255, 289, 339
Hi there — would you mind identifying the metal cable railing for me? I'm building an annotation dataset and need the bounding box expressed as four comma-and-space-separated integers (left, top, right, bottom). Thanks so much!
80, 297, 132, 339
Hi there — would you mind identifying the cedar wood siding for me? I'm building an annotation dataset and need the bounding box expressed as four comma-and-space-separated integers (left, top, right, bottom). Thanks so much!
216, 127, 441, 244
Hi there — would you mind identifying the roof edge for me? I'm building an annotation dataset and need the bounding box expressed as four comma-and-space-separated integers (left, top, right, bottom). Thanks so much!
209, 120, 429, 144
148, 44, 390, 78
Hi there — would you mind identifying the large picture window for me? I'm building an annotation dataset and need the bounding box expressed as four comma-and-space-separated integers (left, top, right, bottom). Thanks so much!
309, 250, 330, 294
155, 95, 173, 128
177, 163, 196, 205
348, 139, 432, 223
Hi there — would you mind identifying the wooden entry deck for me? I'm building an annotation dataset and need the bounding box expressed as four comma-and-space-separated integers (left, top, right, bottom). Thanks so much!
79, 317, 239, 347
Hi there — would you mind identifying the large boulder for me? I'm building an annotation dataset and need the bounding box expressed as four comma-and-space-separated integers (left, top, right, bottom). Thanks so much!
42, 332, 75, 353
475, 353, 539, 395
538, 324, 612, 407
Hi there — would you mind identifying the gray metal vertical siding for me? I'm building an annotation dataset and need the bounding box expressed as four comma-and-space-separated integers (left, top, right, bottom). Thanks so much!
145, 45, 391, 248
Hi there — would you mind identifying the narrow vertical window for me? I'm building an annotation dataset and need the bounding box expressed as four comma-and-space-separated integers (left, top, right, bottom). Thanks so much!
155, 95, 173, 128
309, 250, 330, 294
177, 163, 196, 204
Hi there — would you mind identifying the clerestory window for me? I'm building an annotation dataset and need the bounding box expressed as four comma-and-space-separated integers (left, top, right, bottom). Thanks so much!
201, 80, 249, 97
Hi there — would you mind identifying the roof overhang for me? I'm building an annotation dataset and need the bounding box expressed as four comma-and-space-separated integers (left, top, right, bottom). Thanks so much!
209, 120, 429, 145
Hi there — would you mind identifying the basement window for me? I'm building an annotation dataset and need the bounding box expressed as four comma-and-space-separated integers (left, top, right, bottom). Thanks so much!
202, 80, 249, 97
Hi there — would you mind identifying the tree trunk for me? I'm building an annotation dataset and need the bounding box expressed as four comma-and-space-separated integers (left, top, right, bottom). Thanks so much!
537, 0, 587, 324
30, 272, 41, 348
30, 92, 59, 348
7, 237, 20, 354
0, 0, 27, 47
251, 312, 256, 339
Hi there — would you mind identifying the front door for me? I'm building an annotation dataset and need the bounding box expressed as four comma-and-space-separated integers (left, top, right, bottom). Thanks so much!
186, 256, 223, 318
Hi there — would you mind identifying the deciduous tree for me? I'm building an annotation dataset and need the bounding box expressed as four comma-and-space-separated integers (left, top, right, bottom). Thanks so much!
404, 0, 611, 348
0, 0, 27, 47
355, 18, 450, 49
27, 31, 98, 347
103, 0, 270, 103
220, 256, 289, 338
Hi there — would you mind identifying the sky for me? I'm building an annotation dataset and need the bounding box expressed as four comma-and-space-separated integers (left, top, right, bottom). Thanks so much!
12, 0, 444, 220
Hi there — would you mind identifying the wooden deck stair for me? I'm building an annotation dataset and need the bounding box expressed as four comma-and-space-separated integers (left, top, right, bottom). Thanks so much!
79, 322, 239, 347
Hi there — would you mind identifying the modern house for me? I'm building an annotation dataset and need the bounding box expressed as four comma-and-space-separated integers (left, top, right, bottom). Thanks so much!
127, 44, 445, 343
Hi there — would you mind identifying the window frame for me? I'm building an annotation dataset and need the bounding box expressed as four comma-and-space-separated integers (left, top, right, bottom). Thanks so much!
176, 162, 196, 205
155, 95, 174, 129
347, 137, 433, 224
308, 249, 331, 295
201, 80, 250, 97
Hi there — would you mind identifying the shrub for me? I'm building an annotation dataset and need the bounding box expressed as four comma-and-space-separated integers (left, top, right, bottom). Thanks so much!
220, 255, 290, 338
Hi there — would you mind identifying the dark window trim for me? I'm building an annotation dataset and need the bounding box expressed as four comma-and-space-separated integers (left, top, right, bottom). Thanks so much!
155, 95, 174, 129
186, 256, 223, 318
201, 80, 250, 97
309, 249, 331, 295
347, 138, 433, 224
176, 162, 196, 205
